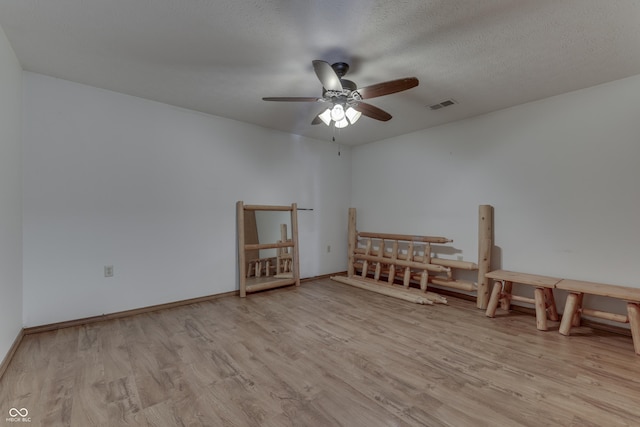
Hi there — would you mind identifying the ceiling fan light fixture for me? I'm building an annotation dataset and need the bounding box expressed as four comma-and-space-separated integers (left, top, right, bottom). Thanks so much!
318, 108, 332, 126
345, 107, 361, 124
330, 104, 345, 122
334, 118, 349, 129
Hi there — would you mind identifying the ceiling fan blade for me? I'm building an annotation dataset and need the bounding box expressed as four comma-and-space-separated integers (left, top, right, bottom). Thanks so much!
312, 60, 343, 92
355, 77, 419, 100
311, 115, 322, 125
352, 102, 392, 121
262, 97, 323, 102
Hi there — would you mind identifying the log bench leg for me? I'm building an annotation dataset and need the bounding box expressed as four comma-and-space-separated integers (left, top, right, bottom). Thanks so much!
559, 292, 582, 336
534, 288, 548, 331
627, 303, 640, 356
485, 280, 557, 331
500, 281, 513, 311
486, 281, 503, 317
544, 288, 559, 321
572, 293, 584, 327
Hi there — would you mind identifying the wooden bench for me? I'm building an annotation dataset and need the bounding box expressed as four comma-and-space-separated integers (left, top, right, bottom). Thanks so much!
485, 270, 561, 331
556, 279, 640, 355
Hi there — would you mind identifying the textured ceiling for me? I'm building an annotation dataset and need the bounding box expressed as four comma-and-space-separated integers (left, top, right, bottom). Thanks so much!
2, 0, 640, 145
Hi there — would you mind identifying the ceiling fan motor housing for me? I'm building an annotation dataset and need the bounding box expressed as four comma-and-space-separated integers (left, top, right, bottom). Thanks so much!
331, 62, 350, 77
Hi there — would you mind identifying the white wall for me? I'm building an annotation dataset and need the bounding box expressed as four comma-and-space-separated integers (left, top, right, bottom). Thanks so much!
0, 25, 23, 360
22, 73, 351, 326
352, 74, 640, 316
20, 66, 640, 328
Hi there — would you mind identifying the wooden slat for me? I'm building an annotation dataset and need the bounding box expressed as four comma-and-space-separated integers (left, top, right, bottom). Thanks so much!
430, 258, 478, 270
485, 270, 561, 288
358, 231, 452, 244
354, 253, 448, 273
581, 308, 628, 324
331, 276, 447, 304
244, 241, 295, 251
245, 278, 297, 293
243, 204, 292, 211
557, 279, 640, 302
510, 294, 536, 305
429, 277, 477, 292
331, 276, 433, 305
355, 249, 476, 270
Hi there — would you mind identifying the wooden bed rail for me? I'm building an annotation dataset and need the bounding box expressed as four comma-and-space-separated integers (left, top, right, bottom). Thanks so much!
334, 205, 493, 306
357, 231, 452, 244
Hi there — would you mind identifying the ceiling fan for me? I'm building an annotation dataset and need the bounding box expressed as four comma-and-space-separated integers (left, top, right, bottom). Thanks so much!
262, 60, 419, 128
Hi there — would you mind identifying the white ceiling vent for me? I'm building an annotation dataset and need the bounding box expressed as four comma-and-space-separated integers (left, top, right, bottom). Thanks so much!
429, 99, 457, 110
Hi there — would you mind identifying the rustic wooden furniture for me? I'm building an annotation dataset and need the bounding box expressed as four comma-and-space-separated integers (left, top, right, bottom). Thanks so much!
485, 268, 640, 355
557, 279, 640, 355
331, 205, 493, 306
485, 270, 561, 331
236, 201, 300, 297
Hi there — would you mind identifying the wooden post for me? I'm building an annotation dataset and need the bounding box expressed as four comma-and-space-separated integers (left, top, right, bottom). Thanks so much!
419, 271, 428, 292
347, 208, 357, 278
485, 281, 503, 317
544, 288, 559, 321
572, 293, 584, 327
291, 203, 300, 287
237, 201, 247, 298
277, 223, 287, 274
403, 241, 413, 288
423, 243, 431, 264
374, 239, 384, 281
477, 205, 493, 309
559, 293, 581, 336
420, 243, 430, 292
534, 288, 548, 331
388, 241, 398, 285
498, 280, 512, 311
361, 238, 372, 278
627, 303, 640, 355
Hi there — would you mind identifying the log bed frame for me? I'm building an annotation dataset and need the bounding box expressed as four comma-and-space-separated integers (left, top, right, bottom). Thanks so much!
331, 205, 494, 308
237, 201, 300, 297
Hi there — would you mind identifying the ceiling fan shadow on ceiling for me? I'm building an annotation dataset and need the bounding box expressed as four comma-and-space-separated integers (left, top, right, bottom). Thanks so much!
262, 60, 419, 129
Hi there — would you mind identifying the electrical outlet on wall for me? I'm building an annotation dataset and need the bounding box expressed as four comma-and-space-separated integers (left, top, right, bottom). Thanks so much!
104, 265, 114, 277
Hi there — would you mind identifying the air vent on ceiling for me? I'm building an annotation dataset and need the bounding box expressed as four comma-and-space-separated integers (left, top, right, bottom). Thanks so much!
428, 99, 457, 110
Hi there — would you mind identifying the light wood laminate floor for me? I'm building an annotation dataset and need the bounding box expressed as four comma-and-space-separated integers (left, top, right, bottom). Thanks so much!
2, 278, 640, 426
